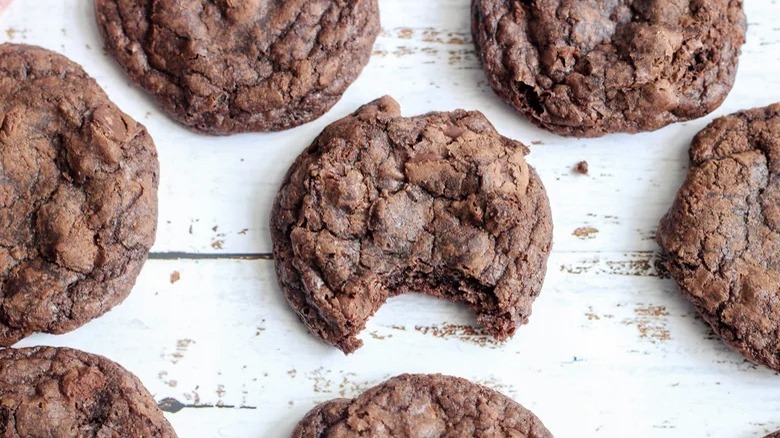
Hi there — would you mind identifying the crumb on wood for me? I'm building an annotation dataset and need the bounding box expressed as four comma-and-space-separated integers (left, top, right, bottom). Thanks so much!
574, 160, 589, 175
169, 271, 180, 284
393, 46, 414, 56
5, 28, 29, 40
585, 306, 614, 321
623, 305, 671, 343
573, 226, 599, 239
211, 239, 224, 249
531, 140, 544, 145
337, 373, 375, 398
397, 27, 413, 39
414, 324, 501, 348
369, 331, 391, 340
170, 339, 194, 364
306, 367, 333, 393
560, 253, 659, 277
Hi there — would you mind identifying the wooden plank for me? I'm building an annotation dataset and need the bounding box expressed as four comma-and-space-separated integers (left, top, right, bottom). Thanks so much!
1, 1, 778, 255
13, 258, 780, 437
2, 1, 780, 437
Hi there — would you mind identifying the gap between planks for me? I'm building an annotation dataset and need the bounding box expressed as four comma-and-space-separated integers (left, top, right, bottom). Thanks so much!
147, 250, 670, 279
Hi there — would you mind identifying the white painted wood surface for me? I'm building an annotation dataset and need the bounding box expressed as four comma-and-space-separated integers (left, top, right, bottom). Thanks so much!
2, 1, 780, 437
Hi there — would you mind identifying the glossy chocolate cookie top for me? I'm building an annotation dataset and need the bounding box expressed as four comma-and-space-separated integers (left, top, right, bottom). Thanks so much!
0, 44, 158, 345
658, 103, 780, 371
0, 347, 176, 437
293, 374, 553, 437
271, 96, 553, 353
472, 0, 746, 137
96, 0, 380, 134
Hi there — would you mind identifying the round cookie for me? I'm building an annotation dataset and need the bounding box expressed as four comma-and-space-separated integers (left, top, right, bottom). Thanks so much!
95, 0, 381, 135
271, 96, 553, 353
293, 374, 553, 437
658, 103, 780, 371
0, 44, 158, 345
472, 0, 747, 137
0, 347, 176, 437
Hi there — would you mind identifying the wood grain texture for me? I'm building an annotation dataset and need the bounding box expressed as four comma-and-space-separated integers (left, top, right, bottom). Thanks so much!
2, 1, 780, 437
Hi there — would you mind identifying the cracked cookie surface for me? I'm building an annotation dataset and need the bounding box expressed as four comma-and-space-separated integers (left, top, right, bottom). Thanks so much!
0, 44, 158, 345
293, 374, 553, 437
472, 0, 746, 137
95, 0, 380, 135
271, 96, 553, 353
0, 346, 176, 437
658, 103, 780, 371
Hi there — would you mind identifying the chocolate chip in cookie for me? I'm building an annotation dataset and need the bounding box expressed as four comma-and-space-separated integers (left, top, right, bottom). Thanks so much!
472, 0, 747, 137
293, 374, 553, 437
658, 103, 780, 371
0, 43, 158, 345
271, 96, 553, 353
95, 0, 381, 135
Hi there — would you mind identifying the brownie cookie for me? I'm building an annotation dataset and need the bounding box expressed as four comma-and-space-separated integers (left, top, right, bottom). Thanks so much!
0, 44, 158, 345
0, 346, 176, 437
658, 103, 780, 371
766, 432, 780, 438
271, 96, 553, 353
95, 0, 380, 135
472, 0, 746, 137
293, 374, 553, 437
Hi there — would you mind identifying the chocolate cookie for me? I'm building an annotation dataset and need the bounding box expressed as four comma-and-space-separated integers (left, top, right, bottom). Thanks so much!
658, 103, 780, 371
293, 374, 553, 437
472, 0, 747, 137
0, 346, 176, 437
0, 44, 158, 345
95, 0, 380, 135
271, 96, 553, 353
766, 432, 780, 438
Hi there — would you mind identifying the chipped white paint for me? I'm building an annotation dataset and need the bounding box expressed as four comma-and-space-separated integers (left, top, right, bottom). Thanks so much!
2, 1, 780, 437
